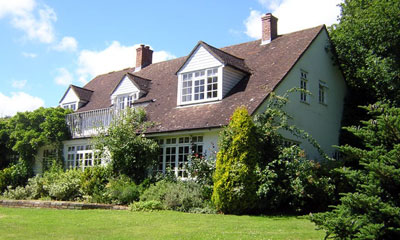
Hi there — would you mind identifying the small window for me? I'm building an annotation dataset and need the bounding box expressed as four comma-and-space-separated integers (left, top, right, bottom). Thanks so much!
319, 81, 327, 105
62, 103, 76, 110
300, 70, 308, 103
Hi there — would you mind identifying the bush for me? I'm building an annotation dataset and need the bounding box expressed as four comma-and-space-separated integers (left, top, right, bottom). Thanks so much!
130, 200, 164, 212
0, 160, 30, 193
2, 186, 30, 200
212, 107, 258, 214
46, 169, 82, 201
80, 166, 111, 201
186, 154, 216, 201
140, 180, 211, 212
256, 146, 335, 213
93, 108, 159, 183
104, 175, 140, 205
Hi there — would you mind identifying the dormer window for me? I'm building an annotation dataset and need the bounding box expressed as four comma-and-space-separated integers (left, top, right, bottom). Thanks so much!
116, 93, 138, 110
62, 102, 76, 111
176, 41, 249, 106
180, 68, 219, 104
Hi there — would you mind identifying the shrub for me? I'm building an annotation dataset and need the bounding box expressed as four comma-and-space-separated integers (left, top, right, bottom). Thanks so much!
140, 180, 210, 212
186, 154, 216, 201
93, 108, 159, 183
104, 175, 140, 205
0, 160, 30, 193
46, 169, 82, 201
212, 107, 258, 214
80, 166, 111, 201
256, 146, 335, 213
2, 186, 30, 200
130, 200, 164, 212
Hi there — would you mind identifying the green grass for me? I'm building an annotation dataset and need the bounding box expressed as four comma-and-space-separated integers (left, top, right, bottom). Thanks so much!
0, 207, 324, 240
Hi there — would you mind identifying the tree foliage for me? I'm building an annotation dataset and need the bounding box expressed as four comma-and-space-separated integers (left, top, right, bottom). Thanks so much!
93, 108, 159, 184
0, 107, 71, 169
311, 103, 400, 239
330, 0, 400, 104
254, 92, 334, 214
212, 107, 258, 214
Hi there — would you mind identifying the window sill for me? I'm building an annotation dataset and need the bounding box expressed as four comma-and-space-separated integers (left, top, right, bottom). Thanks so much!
319, 102, 328, 107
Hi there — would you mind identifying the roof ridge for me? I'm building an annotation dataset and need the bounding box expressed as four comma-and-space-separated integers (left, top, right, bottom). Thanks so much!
70, 84, 93, 92
201, 41, 245, 61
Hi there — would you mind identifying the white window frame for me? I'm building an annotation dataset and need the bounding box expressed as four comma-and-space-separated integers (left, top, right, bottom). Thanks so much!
318, 81, 328, 105
156, 136, 204, 178
300, 70, 308, 103
62, 102, 77, 111
178, 67, 221, 105
116, 92, 138, 110
65, 144, 108, 170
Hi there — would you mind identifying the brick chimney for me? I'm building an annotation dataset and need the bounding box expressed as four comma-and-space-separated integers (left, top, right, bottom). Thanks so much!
135, 44, 153, 71
261, 13, 278, 45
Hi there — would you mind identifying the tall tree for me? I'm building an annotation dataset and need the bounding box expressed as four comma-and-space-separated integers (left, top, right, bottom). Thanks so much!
311, 103, 400, 239
330, 0, 400, 104
212, 107, 258, 214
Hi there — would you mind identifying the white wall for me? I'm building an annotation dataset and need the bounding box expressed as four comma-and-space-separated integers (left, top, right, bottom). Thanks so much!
60, 87, 79, 105
111, 76, 140, 98
256, 29, 347, 160
222, 66, 246, 97
179, 46, 222, 74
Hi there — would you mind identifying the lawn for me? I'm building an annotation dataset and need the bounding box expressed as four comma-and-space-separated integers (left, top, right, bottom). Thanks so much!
0, 207, 324, 240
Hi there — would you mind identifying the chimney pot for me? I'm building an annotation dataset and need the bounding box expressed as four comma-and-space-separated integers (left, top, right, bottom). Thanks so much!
261, 13, 278, 45
135, 45, 153, 71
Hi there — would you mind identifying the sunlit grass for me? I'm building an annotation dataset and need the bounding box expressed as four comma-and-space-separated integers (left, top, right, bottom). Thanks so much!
0, 207, 324, 240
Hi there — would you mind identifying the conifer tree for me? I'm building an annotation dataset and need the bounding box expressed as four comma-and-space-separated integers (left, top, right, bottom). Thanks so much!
212, 107, 258, 214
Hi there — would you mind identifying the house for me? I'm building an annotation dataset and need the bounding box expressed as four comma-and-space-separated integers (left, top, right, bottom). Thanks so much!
34, 13, 346, 176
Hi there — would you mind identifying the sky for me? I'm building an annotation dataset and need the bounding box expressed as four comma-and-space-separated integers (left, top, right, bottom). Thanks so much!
0, 0, 342, 117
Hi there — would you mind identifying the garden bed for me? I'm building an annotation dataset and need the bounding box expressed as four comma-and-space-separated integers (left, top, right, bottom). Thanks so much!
0, 199, 128, 210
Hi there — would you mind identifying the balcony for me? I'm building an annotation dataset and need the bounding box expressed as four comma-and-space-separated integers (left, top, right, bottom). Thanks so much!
66, 108, 115, 138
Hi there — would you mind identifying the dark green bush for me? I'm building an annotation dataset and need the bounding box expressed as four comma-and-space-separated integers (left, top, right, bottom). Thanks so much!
104, 175, 140, 205
0, 160, 30, 193
93, 108, 159, 183
256, 146, 335, 213
311, 103, 400, 239
80, 166, 111, 201
130, 200, 164, 212
212, 107, 258, 214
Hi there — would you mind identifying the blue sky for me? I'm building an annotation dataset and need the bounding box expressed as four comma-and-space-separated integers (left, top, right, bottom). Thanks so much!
0, 0, 341, 116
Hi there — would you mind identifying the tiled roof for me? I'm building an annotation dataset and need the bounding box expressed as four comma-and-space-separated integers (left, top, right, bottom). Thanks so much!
75, 25, 325, 133
126, 73, 152, 93
59, 85, 93, 103
70, 85, 93, 102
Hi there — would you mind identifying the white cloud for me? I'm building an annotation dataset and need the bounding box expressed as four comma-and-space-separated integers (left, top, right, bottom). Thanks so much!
244, 10, 263, 39
0, 92, 44, 117
0, 0, 56, 43
53, 36, 78, 52
245, 0, 341, 38
12, 79, 27, 89
0, 0, 35, 18
21, 52, 37, 58
54, 68, 74, 86
77, 41, 176, 83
